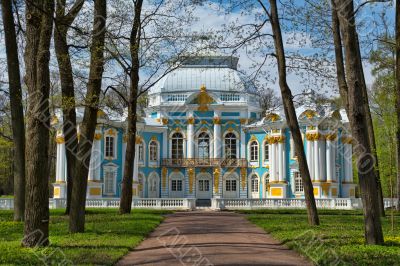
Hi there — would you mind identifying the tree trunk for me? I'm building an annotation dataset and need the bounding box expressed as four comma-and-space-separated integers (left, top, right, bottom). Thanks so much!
1, 0, 26, 222
268, 0, 319, 225
22, 0, 54, 247
54, 0, 84, 215
335, 0, 384, 244
331, 0, 385, 217
120, 0, 143, 214
356, 37, 385, 217
69, 0, 107, 233
396, 0, 400, 211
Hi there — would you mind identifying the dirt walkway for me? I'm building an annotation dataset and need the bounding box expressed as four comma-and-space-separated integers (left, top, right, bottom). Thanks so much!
116, 211, 311, 266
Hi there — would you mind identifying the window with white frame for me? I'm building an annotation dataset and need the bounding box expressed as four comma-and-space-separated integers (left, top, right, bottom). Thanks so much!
251, 175, 259, 192
103, 168, 116, 194
250, 141, 259, 162
294, 172, 304, 193
198, 180, 210, 191
171, 179, 183, 191
138, 141, 144, 162
265, 174, 270, 187
224, 133, 237, 159
149, 140, 158, 162
105, 136, 115, 158
264, 142, 269, 161
171, 132, 184, 159
225, 179, 237, 191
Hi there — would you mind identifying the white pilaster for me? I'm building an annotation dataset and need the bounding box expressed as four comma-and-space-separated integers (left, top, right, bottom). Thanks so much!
306, 138, 314, 179
319, 139, 326, 182
240, 128, 246, 159
88, 132, 102, 181
270, 143, 276, 182
133, 145, 139, 181
56, 136, 66, 183
187, 122, 194, 158
213, 118, 221, 158
278, 142, 284, 182
326, 140, 332, 182
313, 139, 320, 181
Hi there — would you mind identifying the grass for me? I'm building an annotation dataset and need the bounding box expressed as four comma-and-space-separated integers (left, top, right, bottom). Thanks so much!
239, 209, 400, 265
0, 208, 171, 265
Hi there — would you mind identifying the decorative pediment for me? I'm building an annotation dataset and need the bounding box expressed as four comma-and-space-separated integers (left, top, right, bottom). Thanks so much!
299, 109, 318, 120
189, 85, 216, 111
265, 112, 281, 122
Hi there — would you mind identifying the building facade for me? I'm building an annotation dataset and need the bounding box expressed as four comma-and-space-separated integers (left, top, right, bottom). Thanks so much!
52, 55, 356, 201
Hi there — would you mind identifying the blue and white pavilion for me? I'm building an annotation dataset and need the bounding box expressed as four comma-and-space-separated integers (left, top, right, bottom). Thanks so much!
52, 54, 356, 201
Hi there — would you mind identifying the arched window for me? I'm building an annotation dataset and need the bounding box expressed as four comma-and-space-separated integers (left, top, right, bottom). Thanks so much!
198, 132, 210, 159
294, 172, 304, 193
138, 141, 144, 162
105, 136, 115, 158
264, 142, 269, 161
149, 141, 158, 162
250, 141, 259, 162
251, 175, 259, 193
225, 133, 237, 159
171, 132, 184, 159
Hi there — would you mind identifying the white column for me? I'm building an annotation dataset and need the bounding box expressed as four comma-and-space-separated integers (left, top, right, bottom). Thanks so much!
278, 141, 284, 182
326, 140, 332, 182
270, 142, 276, 182
213, 118, 221, 158
133, 145, 139, 182
240, 122, 246, 159
187, 120, 194, 158
313, 139, 320, 181
319, 139, 326, 182
56, 135, 66, 182
88, 133, 102, 181
306, 137, 314, 179
281, 141, 286, 182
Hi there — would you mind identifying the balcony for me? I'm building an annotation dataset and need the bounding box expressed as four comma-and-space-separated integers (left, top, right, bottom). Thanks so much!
161, 158, 248, 168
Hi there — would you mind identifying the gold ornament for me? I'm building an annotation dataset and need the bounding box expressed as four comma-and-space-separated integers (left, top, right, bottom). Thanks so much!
197, 85, 214, 111
188, 168, 195, 193
241, 168, 247, 190
187, 117, 195, 124
213, 168, 220, 193
55, 136, 65, 144
161, 118, 168, 125
213, 116, 221, 124
94, 133, 102, 140
162, 167, 167, 189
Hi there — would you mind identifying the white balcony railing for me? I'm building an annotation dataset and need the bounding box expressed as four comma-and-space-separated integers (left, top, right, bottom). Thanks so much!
211, 198, 399, 210
0, 197, 397, 211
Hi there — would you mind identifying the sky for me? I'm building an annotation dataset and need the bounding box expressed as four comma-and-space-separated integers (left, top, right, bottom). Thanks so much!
181, 0, 395, 97
0, 0, 395, 102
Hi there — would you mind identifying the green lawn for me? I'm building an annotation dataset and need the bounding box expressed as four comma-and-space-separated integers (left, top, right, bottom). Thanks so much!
240, 209, 400, 266
0, 208, 171, 265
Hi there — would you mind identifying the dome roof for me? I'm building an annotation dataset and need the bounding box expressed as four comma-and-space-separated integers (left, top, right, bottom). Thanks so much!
148, 55, 254, 95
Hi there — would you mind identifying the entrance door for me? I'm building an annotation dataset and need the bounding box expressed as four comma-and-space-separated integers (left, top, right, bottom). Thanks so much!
148, 173, 159, 198
250, 175, 259, 199
197, 178, 212, 199
224, 178, 239, 198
